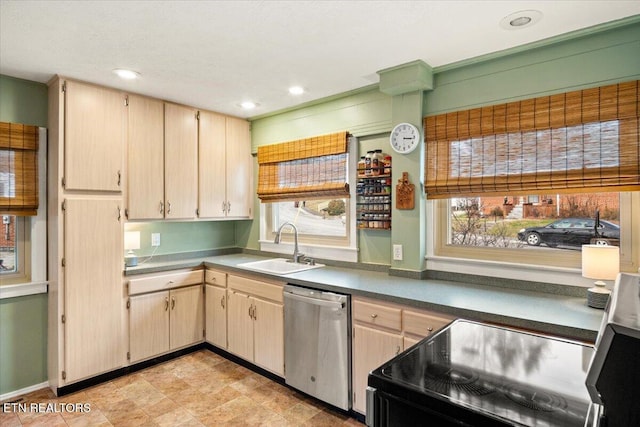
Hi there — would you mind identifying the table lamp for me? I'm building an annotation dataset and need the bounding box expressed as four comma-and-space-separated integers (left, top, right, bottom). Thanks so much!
124, 231, 141, 267
582, 244, 619, 309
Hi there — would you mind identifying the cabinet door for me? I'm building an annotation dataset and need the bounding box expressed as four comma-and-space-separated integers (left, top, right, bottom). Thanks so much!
253, 297, 284, 376
198, 110, 227, 218
129, 291, 170, 362
164, 103, 198, 219
205, 285, 227, 348
127, 95, 164, 219
64, 198, 124, 382
169, 285, 204, 350
352, 324, 402, 414
64, 80, 124, 191
225, 116, 252, 218
226, 290, 253, 361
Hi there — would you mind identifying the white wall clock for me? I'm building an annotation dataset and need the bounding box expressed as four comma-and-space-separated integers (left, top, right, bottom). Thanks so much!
389, 122, 420, 154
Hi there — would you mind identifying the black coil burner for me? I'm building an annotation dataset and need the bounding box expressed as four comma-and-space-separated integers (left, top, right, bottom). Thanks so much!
503, 385, 568, 412
425, 364, 495, 396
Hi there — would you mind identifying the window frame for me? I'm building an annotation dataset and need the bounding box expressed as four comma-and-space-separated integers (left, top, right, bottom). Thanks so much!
0, 215, 30, 283
426, 191, 638, 287
0, 127, 47, 298
258, 139, 358, 262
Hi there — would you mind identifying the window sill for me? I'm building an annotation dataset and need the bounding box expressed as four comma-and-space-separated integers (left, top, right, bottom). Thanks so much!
0, 281, 48, 299
425, 255, 592, 288
259, 241, 358, 263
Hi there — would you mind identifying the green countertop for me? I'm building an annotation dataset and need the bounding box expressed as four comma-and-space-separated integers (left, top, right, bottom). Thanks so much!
125, 253, 603, 342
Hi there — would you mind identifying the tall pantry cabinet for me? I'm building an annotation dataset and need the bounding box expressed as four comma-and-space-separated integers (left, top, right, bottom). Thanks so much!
48, 78, 126, 392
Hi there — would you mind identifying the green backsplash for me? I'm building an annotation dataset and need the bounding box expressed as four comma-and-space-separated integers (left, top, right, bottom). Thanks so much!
124, 221, 239, 257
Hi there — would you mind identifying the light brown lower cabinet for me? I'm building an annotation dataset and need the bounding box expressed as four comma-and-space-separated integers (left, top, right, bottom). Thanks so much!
226, 274, 284, 376
129, 284, 204, 363
205, 269, 228, 349
351, 296, 454, 414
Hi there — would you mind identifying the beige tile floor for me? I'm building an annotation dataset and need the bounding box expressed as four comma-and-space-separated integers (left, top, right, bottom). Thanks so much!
1, 350, 364, 426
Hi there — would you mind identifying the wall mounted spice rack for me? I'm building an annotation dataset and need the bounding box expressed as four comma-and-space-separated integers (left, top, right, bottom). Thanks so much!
356, 168, 392, 230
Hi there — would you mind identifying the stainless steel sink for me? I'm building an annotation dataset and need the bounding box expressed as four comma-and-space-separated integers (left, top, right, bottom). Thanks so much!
237, 258, 324, 275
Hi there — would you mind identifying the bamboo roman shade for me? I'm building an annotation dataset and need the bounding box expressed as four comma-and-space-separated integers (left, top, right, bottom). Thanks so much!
0, 122, 39, 215
424, 80, 640, 199
257, 131, 350, 202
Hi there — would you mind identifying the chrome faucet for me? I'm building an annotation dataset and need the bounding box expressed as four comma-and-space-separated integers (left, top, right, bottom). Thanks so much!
274, 221, 304, 263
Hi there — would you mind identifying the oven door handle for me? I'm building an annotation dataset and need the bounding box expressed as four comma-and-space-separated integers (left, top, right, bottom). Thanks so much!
366, 386, 376, 427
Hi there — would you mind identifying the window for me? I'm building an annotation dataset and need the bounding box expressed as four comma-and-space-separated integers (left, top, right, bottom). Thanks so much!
0, 215, 29, 281
257, 131, 357, 261
425, 81, 639, 278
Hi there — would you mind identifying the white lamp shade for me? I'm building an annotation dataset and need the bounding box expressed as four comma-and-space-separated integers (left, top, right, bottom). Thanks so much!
124, 231, 141, 251
582, 244, 619, 280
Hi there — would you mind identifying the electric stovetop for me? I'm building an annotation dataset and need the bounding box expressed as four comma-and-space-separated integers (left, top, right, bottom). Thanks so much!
369, 319, 595, 427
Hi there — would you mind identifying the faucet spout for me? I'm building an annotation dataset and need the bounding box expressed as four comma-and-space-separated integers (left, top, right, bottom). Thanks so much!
274, 221, 303, 263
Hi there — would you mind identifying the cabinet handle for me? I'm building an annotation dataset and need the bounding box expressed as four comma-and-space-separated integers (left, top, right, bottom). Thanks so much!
164, 297, 169, 311
427, 327, 434, 332
370, 313, 378, 319
167, 201, 171, 214
227, 202, 231, 213
252, 304, 256, 320
395, 345, 401, 355
222, 201, 226, 213
248, 305, 252, 319
117, 206, 121, 221
117, 170, 121, 187
220, 295, 225, 309
171, 297, 175, 310
159, 201, 164, 214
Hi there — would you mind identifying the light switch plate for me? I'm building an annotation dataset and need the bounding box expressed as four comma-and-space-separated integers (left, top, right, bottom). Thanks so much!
151, 233, 161, 247
393, 244, 403, 261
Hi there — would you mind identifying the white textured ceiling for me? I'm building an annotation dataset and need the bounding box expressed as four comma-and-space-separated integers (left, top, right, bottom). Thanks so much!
1, 1, 639, 119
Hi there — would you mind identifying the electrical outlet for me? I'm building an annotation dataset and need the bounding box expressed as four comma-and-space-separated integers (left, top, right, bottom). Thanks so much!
393, 244, 403, 261
151, 233, 161, 247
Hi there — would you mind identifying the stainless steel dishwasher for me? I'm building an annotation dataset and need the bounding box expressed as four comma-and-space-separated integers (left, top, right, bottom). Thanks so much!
284, 284, 351, 410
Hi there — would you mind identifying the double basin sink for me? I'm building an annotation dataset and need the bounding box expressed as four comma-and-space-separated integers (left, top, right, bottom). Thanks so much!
237, 258, 324, 275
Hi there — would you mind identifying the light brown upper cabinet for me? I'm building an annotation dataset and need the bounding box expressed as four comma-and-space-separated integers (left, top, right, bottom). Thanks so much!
164, 103, 198, 219
63, 80, 125, 192
199, 112, 252, 219
126, 95, 165, 219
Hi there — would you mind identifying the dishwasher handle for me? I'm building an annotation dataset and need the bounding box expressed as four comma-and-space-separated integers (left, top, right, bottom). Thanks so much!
284, 291, 345, 309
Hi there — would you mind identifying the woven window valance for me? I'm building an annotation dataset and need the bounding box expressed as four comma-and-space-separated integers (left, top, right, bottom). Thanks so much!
0, 122, 39, 216
257, 131, 350, 202
424, 80, 640, 199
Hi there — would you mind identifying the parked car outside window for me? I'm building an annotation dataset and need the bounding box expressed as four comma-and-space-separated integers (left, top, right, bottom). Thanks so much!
517, 218, 620, 248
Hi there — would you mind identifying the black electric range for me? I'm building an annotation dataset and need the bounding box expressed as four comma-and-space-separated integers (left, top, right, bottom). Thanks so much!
367, 319, 597, 427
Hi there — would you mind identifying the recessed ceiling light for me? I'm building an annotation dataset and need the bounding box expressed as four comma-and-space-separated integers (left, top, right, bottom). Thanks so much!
500, 10, 542, 30
240, 101, 257, 110
113, 68, 140, 80
289, 86, 305, 95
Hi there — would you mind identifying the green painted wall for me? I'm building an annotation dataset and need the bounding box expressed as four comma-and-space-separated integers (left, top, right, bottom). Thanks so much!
0, 75, 48, 127
248, 19, 640, 270
0, 74, 49, 395
125, 221, 238, 257
0, 294, 48, 394
249, 87, 394, 263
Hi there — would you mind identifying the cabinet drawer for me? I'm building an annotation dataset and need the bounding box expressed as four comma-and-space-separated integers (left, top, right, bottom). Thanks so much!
205, 269, 227, 287
129, 270, 204, 295
353, 299, 401, 331
227, 274, 283, 303
403, 309, 453, 338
